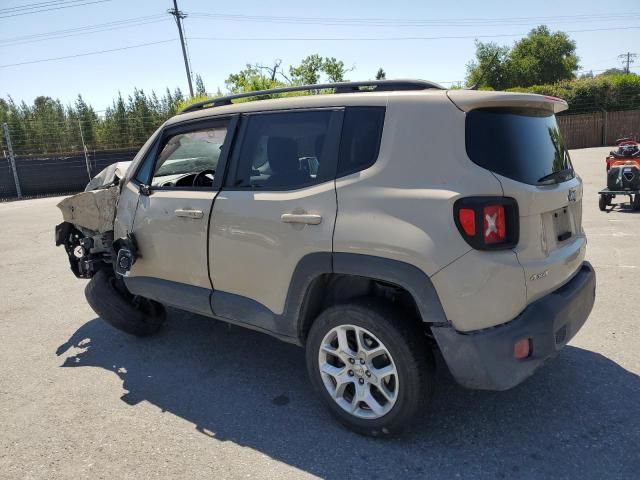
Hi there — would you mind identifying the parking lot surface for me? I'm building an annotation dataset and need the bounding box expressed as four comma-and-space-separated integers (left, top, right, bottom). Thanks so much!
1, 147, 639, 479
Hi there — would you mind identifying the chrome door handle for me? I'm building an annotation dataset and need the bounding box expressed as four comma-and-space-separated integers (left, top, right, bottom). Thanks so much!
281, 213, 323, 225
175, 209, 204, 219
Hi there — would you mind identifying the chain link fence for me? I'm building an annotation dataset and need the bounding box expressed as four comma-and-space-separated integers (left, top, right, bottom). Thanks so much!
1, 114, 152, 200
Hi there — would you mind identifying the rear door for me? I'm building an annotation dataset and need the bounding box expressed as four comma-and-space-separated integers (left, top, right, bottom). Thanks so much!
208, 109, 343, 336
465, 107, 586, 303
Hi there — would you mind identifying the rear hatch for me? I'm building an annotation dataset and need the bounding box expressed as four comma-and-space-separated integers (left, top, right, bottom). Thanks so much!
449, 91, 586, 304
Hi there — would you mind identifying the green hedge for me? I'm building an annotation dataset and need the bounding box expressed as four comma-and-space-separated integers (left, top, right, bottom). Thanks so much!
506, 74, 640, 113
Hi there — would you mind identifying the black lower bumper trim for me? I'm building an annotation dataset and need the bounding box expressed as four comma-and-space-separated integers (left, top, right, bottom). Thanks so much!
432, 261, 596, 390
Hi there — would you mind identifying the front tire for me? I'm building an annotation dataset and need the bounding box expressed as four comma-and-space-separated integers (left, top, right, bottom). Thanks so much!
85, 269, 165, 336
305, 299, 434, 437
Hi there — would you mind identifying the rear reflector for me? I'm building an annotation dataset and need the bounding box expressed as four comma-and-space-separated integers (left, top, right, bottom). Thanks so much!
513, 338, 531, 359
458, 208, 476, 236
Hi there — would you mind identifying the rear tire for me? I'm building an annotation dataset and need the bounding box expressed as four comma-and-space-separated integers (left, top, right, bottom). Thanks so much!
599, 194, 608, 211
85, 269, 165, 336
305, 298, 434, 437
633, 194, 640, 211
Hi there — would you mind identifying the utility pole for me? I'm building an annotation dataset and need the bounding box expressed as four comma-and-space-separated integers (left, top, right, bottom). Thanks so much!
168, 0, 194, 97
618, 52, 637, 74
78, 119, 92, 181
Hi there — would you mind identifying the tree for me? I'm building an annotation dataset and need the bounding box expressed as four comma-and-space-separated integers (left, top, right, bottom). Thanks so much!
323, 57, 348, 82
74, 94, 98, 148
599, 68, 626, 77
194, 74, 207, 96
465, 25, 580, 89
375, 68, 386, 80
508, 26, 579, 87
465, 41, 511, 90
289, 54, 324, 85
225, 64, 284, 94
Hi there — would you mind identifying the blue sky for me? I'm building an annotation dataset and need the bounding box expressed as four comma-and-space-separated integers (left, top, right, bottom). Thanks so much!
1, 0, 638, 111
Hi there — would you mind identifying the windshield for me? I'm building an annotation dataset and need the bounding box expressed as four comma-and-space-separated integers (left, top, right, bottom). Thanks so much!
155, 129, 225, 177
466, 107, 574, 186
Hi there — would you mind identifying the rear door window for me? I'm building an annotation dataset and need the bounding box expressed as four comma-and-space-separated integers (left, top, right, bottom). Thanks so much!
228, 110, 341, 190
466, 108, 574, 186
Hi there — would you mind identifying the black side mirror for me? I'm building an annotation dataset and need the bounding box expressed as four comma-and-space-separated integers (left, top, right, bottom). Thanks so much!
139, 184, 152, 196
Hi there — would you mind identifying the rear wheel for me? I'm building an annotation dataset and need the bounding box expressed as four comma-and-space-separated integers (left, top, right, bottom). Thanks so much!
85, 269, 165, 336
633, 194, 640, 211
305, 299, 434, 437
599, 194, 608, 211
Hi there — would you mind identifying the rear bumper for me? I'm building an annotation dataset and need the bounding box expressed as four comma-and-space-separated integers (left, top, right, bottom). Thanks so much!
431, 261, 596, 390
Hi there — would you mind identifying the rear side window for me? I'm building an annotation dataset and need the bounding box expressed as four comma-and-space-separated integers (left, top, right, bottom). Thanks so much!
230, 110, 337, 190
466, 108, 574, 186
337, 107, 385, 177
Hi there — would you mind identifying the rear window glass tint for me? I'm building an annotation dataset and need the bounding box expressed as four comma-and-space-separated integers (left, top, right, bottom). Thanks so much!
337, 107, 385, 177
466, 108, 574, 186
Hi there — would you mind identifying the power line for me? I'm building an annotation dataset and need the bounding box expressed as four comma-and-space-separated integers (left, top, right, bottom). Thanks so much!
0, 39, 176, 68
187, 25, 640, 42
0, 0, 110, 19
1, 25, 639, 70
0, 17, 169, 47
189, 11, 640, 27
0, 0, 87, 13
0, 14, 166, 44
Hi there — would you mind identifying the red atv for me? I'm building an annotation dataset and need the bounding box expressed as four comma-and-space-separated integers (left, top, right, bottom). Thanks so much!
599, 138, 640, 211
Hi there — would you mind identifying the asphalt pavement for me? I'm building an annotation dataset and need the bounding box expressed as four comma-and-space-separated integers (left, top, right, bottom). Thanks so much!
0, 146, 638, 479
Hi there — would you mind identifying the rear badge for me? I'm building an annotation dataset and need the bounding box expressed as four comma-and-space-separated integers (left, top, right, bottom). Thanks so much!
530, 270, 549, 281
568, 188, 577, 202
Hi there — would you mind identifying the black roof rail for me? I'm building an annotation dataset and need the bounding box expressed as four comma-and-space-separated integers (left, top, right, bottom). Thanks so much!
179, 79, 443, 114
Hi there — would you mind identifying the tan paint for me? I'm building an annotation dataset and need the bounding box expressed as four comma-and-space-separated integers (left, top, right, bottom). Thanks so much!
114, 180, 141, 239
106, 86, 586, 332
129, 189, 216, 289
209, 182, 336, 315
57, 186, 119, 233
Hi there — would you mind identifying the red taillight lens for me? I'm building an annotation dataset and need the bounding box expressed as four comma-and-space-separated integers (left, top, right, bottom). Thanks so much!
458, 208, 476, 236
453, 197, 519, 250
483, 205, 506, 244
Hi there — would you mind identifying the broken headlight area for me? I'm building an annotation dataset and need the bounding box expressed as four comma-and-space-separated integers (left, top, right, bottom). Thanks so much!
55, 221, 114, 278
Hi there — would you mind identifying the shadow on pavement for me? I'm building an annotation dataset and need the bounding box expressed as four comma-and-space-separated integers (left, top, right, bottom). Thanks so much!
56, 311, 640, 479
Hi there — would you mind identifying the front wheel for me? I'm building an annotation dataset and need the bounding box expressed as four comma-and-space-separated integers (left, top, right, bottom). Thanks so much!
305, 299, 434, 437
85, 269, 165, 336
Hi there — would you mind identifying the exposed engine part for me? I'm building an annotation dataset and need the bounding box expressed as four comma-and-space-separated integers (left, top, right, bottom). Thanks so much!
55, 222, 114, 278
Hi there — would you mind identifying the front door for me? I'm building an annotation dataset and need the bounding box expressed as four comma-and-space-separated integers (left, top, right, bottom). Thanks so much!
125, 117, 235, 316
209, 109, 343, 336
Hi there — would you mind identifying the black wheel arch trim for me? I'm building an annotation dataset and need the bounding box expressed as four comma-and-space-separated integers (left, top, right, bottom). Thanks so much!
331, 253, 448, 326
124, 252, 448, 346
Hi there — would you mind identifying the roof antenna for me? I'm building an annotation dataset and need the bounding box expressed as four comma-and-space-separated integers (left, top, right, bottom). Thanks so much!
469, 51, 501, 90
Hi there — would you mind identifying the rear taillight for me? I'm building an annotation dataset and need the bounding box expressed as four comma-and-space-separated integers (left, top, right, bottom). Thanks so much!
454, 197, 519, 250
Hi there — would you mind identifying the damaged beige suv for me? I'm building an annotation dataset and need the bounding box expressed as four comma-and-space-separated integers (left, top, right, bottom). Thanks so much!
56, 80, 596, 436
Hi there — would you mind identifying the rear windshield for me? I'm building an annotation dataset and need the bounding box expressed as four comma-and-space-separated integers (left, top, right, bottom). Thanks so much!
466, 108, 574, 186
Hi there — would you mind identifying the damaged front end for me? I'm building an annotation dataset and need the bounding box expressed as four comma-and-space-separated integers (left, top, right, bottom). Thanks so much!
55, 162, 136, 278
